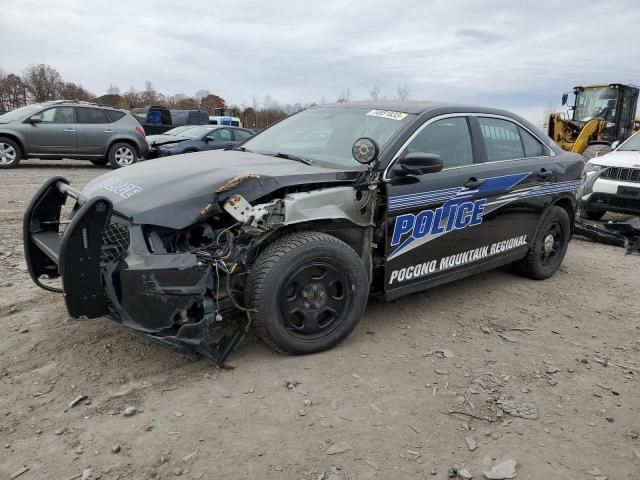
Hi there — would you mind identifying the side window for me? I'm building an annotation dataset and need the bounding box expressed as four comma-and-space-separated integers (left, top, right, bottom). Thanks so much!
405, 117, 473, 168
213, 129, 232, 141
40, 107, 75, 124
519, 127, 544, 157
106, 110, 126, 122
478, 117, 524, 161
234, 129, 252, 142
77, 108, 110, 124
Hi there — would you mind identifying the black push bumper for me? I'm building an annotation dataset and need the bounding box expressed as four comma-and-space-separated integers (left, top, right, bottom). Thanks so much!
23, 177, 114, 318
23, 178, 250, 363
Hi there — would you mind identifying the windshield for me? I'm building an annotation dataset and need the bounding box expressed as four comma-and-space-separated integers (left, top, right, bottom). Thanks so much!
176, 126, 217, 138
573, 87, 618, 122
165, 125, 196, 136
618, 132, 640, 152
0, 104, 44, 122
241, 107, 415, 167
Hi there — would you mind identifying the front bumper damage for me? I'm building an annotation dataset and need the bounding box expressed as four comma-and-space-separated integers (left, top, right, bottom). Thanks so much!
23, 177, 249, 364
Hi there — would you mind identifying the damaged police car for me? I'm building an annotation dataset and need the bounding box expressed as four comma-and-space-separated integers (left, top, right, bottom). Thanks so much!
24, 102, 583, 362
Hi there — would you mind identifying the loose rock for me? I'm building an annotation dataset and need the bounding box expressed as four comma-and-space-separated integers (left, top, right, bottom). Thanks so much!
497, 398, 538, 419
326, 442, 351, 455
465, 436, 477, 451
484, 459, 518, 479
123, 406, 137, 417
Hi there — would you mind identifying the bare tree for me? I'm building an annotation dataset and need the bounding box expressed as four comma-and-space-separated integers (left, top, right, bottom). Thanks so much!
58, 82, 94, 102
336, 88, 352, 103
22, 64, 63, 102
139, 80, 158, 105
396, 84, 411, 101
0, 73, 27, 111
201, 94, 225, 114
107, 84, 120, 95
194, 89, 210, 106
541, 102, 557, 129
369, 84, 381, 101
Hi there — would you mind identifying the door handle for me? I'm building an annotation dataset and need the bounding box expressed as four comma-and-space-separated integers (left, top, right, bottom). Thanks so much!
537, 169, 553, 179
464, 177, 485, 189
64, 128, 75, 132
104, 129, 114, 133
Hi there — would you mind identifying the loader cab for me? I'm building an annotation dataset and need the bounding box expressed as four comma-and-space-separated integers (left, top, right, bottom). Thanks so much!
570, 84, 639, 143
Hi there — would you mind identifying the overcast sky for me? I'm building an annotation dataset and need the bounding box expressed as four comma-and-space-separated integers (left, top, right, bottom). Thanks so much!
2, 0, 640, 124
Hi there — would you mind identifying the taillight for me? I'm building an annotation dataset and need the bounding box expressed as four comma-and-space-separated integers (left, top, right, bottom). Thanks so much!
136, 126, 146, 138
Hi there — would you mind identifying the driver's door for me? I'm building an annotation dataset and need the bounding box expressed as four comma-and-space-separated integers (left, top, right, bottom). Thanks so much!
25, 106, 77, 157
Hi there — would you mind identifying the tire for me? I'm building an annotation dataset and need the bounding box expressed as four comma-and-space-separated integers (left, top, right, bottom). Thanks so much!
108, 142, 137, 168
579, 204, 606, 220
0, 137, 22, 169
90, 158, 109, 166
514, 206, 571, 280
582, 144, 611, 162
246, 231, 369, 355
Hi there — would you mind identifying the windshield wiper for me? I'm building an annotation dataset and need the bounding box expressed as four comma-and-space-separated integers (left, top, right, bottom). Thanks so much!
269, 152, 315, 165
232, 146, 253, 152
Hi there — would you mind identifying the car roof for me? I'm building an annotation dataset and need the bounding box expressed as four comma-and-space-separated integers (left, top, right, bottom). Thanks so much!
321, 100, 463, 114
39, 100, 126, 111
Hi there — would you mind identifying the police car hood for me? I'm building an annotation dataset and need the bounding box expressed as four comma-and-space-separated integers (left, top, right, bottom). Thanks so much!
82, 150, 363, 229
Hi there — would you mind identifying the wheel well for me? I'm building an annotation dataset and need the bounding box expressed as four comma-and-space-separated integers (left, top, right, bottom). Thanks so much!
551, 196, 575, 235
0, 134, 26, 159
108, 139, 139, 157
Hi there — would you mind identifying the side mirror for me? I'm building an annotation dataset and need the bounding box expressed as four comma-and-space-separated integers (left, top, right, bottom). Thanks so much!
205, 136, 215, 142
394, 153, 443, 176
561, 93, 568, 106
28, 114, 42, 124
611, 140, 620, 150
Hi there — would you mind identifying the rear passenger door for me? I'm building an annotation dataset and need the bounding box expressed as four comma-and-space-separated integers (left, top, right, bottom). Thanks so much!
232, 128, 253, 145
469, 116, 566, 248
205, 128, 234, 150
76, 107, 114, 157
386, 115, 525, 292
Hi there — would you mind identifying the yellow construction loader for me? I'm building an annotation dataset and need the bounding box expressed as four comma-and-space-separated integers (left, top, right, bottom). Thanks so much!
547, 83, 639, 160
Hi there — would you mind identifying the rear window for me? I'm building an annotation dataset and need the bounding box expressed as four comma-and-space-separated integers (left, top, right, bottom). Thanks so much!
106, 110, 126, 122
519, 127, 544, 157
478, 117, 524, 161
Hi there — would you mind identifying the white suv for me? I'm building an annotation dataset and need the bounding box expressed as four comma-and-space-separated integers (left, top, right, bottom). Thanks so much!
581, 132, 640, 219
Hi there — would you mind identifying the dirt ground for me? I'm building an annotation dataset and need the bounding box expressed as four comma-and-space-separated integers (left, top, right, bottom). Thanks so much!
1, 159, 640, 480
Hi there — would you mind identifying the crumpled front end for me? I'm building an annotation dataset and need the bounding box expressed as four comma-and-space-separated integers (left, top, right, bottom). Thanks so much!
23, 177, 250, 363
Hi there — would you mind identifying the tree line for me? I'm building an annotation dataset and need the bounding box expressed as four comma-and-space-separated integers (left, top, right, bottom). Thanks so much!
0, 64, 411, 129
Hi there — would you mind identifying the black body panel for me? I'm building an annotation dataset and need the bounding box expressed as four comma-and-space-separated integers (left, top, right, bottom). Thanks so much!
81, 150, 365, 229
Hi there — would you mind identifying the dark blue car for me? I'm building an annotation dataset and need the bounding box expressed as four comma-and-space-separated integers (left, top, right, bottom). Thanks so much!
147, 125, 254, 158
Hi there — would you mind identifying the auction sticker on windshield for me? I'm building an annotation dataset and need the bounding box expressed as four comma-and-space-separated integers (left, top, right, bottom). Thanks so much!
366, 109, 408, 120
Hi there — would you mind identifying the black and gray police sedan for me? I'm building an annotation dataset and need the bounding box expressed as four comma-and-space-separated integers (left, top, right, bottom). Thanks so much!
24, 101, 583, 363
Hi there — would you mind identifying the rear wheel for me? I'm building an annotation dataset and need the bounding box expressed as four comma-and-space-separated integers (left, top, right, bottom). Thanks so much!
247, 231, 369, 355
108, 142, 137, 168
514, 206, 571, 280
0, 138, 22, 169
582, 144, 611, 161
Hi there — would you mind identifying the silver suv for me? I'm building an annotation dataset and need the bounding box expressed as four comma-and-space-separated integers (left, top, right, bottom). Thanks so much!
0, 101, 149, 169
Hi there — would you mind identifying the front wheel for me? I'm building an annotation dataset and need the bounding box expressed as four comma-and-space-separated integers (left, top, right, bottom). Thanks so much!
0, 138, 22, 169
514, 206, 571, 280
108, 142, 137, 168
247, 231, 369, 355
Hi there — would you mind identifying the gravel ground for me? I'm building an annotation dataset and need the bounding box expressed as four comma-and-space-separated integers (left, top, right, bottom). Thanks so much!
1, 159, 640, 480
